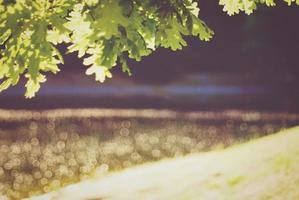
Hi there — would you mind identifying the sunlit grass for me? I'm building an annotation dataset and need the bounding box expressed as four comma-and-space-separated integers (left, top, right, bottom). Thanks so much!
30, 126, 299, 200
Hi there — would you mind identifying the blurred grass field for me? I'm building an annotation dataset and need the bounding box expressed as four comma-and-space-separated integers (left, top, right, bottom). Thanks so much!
31, 126, 299, 200
0, 109, 298, 199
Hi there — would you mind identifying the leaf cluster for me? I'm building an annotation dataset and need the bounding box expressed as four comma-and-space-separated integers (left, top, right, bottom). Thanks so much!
0, 0, 297, 97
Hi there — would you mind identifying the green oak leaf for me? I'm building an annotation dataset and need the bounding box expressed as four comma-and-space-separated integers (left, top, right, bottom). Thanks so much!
86, 65, 112, 83
25, 73, 46, 98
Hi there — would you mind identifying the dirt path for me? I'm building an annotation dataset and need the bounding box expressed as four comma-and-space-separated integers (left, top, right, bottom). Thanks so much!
27, 126, 299, 200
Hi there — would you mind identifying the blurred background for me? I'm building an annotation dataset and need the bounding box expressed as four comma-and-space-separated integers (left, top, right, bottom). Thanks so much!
0, 1, 298, 112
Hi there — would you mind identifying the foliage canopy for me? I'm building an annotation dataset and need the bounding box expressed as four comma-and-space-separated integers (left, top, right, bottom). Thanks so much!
0, 0, 298, 98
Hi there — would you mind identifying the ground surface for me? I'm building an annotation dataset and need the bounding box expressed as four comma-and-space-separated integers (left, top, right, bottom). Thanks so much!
28, 126, 299, 200
0, 109, 298, 199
